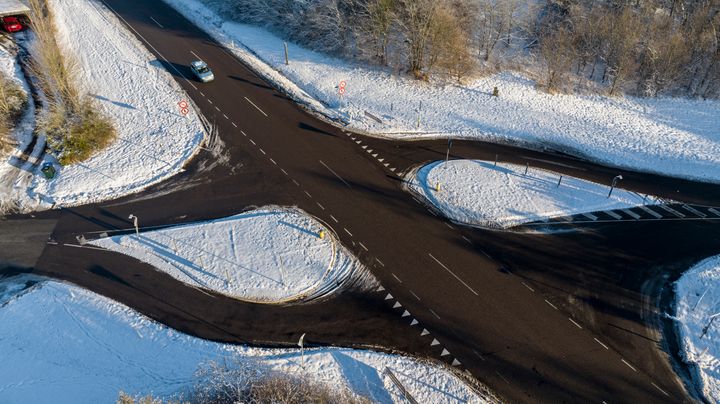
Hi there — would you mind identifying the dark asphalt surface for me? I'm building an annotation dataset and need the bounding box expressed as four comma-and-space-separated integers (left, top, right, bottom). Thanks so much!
2, 0, 720, 402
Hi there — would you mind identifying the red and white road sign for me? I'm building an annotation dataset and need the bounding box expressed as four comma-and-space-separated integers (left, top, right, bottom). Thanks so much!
338, 81, 347, 95
339, 81, 346, 89
180, 107, 189, 116
178, 100, 189, 109
339, 87, 346, 95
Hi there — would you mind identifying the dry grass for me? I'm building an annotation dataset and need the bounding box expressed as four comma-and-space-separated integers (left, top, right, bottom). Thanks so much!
28, 0, 116, 165
0, 71, 27, 153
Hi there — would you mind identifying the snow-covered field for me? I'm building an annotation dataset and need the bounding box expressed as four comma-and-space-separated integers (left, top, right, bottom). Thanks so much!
166, 0, 720, 183
0, 276, 487, 403
90, 208, 365, 303
407, 160, 648, 229
12, 0, 205, 210
675, 255, 720, 402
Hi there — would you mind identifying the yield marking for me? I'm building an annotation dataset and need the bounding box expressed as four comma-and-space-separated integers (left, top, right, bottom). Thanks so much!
594, 338, 609, 350
606, 210, 623, 220
621, 208, 641, 220
377, 286, 385, 292
402, 310, 410, 317
441, 348, 450, 356
428, 253, 479, 296
378, 158, 384, 162
244, 97, 268, 117
319, 160, 351, 188
330, 215, 338, 223
651, 382, 670, 397
410, 318, 418, 325
344, 228, 353, 237
372, 153, 378, 158
316, 202, 325, 210
545, 299, 558, 310
391, 273, 402, 283
361, 145, 368, 149
621, 359, 637, 372
568, 318, 583, 329
421, 329, 430, 336
639, 205, 663, 219
431, 338, 440, 346
355, 140, 361, 144
521, 282, 535, 292
452, 359, 461, 366
659, 204, 685, 218
149, 16, 164, 28
390, 167, 396, 172
375, 258, 385, 267
383, 163, 389, 167
392, 301, 402, 309
367, 149, 373, 153
683, 204, 706, 218
384, 293, 393, 300
359, 242, 368, 251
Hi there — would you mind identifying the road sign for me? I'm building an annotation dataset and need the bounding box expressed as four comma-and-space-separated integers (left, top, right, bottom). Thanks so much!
338, 81, 346, 96
180, 107, 189, 116
339, 87, 346, 95
178, 100, 189, 109
339, 81, 346, 89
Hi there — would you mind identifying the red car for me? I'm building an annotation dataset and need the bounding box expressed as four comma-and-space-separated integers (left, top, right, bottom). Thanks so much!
2, 16, 24, 33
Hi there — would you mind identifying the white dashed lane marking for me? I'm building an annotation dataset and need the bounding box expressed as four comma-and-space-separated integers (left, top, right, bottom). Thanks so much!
545, 299, 558, 310
343, 228, 353, 237
359, 242, 368, 251
330, 215, 338, 223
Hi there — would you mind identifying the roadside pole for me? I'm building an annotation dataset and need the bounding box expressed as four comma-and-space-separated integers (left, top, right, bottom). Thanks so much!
128, 214, 139, 236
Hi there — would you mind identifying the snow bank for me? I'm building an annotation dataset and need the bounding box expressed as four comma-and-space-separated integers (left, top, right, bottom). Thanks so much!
25, 0, 205, 208
0, 276, 488, 403
407, 160, 647, 229
675, 255, 720, 402
90, 208, 365, 303
165, 0, 720, 183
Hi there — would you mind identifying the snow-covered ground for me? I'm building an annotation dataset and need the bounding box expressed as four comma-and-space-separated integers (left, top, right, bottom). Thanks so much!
5, 0, 206, 211
406, 159, 648, 229
675, 255, 720, 402
90, 208, 365, 303
0, 276, 488, 403
166, 0, 720, 183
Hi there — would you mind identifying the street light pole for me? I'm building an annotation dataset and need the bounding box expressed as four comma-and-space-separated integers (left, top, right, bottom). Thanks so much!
608, 175, 623, 198
128, 214, 139, 236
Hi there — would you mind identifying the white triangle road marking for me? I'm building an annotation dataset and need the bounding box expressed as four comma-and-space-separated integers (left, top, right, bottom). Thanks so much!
392, 301, 402, 308
421, 329, 430, 336
441, 348, 450, 356
402, 310, 410, 317
431, 338, 440, 346
384, 293, 393, 300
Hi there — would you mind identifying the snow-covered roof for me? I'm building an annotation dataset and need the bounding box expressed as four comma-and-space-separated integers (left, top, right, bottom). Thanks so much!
0, 0, 30, 18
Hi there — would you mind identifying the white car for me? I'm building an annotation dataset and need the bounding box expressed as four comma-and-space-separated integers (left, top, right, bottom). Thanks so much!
190, 60, 214, 83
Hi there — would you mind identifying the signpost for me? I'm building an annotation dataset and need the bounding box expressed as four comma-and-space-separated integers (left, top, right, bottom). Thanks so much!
297, 333, 306, 368
338, 81, 346, 97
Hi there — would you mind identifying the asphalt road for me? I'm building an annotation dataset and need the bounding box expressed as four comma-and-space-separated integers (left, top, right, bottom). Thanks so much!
3, 0, 720, 402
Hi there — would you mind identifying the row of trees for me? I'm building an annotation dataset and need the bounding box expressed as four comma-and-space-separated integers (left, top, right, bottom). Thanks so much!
208, 0, 720, 98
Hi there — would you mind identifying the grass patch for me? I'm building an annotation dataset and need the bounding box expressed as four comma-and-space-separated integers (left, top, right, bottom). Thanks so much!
0, 70, 27, 153
28, 0, 116, 165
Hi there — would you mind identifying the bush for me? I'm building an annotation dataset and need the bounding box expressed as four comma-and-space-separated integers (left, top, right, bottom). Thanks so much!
0, 71, 27, 153
44, 99, 116, 165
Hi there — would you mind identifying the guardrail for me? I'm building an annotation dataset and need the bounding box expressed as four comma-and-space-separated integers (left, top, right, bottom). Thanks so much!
383, 367, 419, 404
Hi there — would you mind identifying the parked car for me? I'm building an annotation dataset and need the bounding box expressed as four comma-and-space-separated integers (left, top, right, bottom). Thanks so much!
1, 16, 23, 33
190, 60, 214, 83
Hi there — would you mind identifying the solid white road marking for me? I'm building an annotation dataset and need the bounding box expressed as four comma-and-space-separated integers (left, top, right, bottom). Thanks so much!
319, 160, 351, 188
639, 205, 663, 219
344, 228, 353, 237
330, 215, 338, 223
149, 16, 164, 28
683, 204, 707, 218
621, 358, 637, 372
594, 338, 609, 350
568, 317, 583, 329
621, 208, 641, 220
428, 253, 479, 296
659, 204, 685, 218
244, 96, 268, 117
359, 242, 368, 251
545, 299, 558, 310
190, 50, 201, 59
